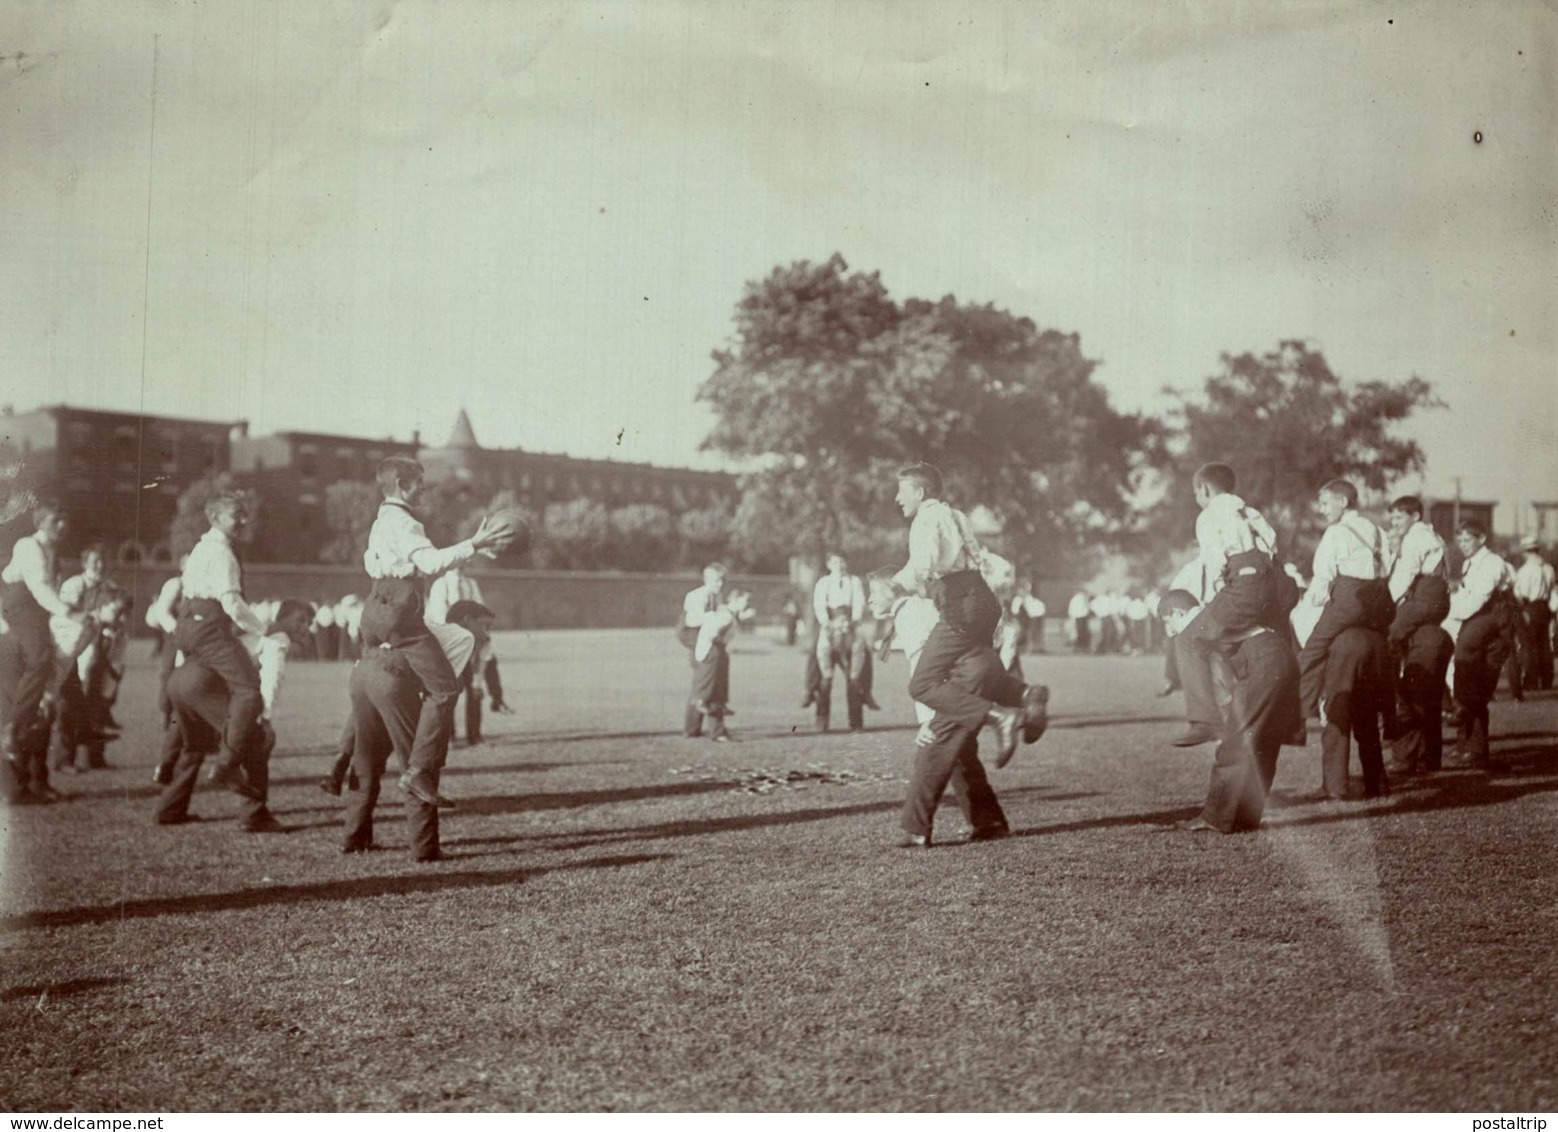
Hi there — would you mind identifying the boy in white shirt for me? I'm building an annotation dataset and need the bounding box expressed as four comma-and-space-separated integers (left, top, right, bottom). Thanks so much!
686, 589, 750, 742
172, 492, 267, 798
0, 501, 84, 799
359, 457, 506, 807
1444, 520, 1515, 769
1172, 463, 1291, 748
1296, 479, 1393, 721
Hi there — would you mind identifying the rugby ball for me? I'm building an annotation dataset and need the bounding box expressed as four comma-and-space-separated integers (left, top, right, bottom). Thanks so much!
487, 508, 532, 555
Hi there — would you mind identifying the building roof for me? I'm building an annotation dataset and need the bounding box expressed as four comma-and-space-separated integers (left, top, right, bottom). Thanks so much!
445, 409, 480, 450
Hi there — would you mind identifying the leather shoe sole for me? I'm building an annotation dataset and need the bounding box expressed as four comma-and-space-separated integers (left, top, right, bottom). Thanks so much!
1021, 685, 1051, 745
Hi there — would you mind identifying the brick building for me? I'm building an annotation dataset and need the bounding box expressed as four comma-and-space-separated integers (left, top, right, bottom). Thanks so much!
417, 409, 733, 514
230, 428, 420, 562
0, 404, 242, 563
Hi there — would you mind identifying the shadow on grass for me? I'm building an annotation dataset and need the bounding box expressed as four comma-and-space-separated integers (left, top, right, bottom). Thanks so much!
0, 853, 671, 933
446, 785, 1099, 854
0, 975, 132, 1001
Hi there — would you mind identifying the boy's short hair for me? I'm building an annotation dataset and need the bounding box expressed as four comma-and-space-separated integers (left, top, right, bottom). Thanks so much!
204, 491, 246, 524
1192, 463, 1237, 495
897, 462, 943, 499
446, 599, 495, 626
1319, 479, 1359, 509
32, 498, 62, 526
1389, 495, 1424, 519
867, 567, 904, 594
1158, 589, 1200, 618
376, 456, 425, 497
1456, 518, 1488, 541
275, 599, 316, 626
80, 541, 107, 564
703, 562, 729, 578
826, 552, 847, 568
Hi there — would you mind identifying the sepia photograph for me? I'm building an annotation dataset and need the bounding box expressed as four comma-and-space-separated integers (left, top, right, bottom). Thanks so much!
1, 0, 1555, 1115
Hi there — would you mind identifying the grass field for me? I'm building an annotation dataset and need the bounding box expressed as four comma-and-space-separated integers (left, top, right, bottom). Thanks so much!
2, 627, 1555, 1112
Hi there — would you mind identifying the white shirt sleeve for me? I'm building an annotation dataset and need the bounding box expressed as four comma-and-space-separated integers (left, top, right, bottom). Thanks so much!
1448, 550, 1506, 622
812, 579, 831, 625
694, 608, 734, 663
425, 572, 454, 626
249, 632, 290, 718
14, 540, 72, 618
146, 577, 182, 634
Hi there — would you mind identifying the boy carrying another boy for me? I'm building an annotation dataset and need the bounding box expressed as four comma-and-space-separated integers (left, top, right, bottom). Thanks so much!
890, 463, 1048, 767
869, 569, 1031, 848
360, 457, 508, 808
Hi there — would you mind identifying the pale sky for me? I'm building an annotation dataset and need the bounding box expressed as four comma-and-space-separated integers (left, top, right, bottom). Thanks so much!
3, 1, 1554, 523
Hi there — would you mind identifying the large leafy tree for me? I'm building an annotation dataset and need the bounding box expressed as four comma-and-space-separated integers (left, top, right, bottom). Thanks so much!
319, 480, 381, 565
698, 254, 1150, 573
1150, 339, 1440, 567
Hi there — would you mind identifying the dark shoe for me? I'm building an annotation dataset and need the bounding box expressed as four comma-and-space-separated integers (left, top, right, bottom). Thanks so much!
1020, 684, 1050, 745
991, 708, 1020, 769
968, 823, 1010, 842
340, 839, 377, 854
318, 776, 343, 797
1171, 723, 1219, 748
1442, 750, 1487, 771
863, 695, 881, 711
152, 763, 174, 786
210, 760, 262, 800
1156, 681, 1178, 698
347, 770, 360, 792
404, 770, 456, 809
896, 833, 931, 849
155, 812, 197, 826
1176, 817, 1217, 833
31, 786, 63, 804
1292, 788, 1342, 804
413, 849, 444, 863
800, 690, 816, 709
241, 810, 287, 834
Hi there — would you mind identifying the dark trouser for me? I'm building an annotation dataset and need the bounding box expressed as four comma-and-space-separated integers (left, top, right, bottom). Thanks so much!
1297, 577, 1392, 719
1320, 628, 1393, 797
2, 640, 55, 802
815, 630, 870, 730
393, 634, 460, 774
910, 572, 1023, 727
1202, 631, 1297, 832
156, 662, 269, 824
1519, 601, 1553, 691
1454, 608, 1511, 764
462, 659, 483, 745
172, 608, 262, 771
1321, 692, 1386, 799
45, 669, 89, 771
1389, 576, 1451, 646
1072, 617, 1090, 652
346, 654, 439, 859
686, 644, 731, 737
1391, 624, 1452, 772
900, 718, 1006, 838
0, 611, 53, 756
1179, 552, 1285, 734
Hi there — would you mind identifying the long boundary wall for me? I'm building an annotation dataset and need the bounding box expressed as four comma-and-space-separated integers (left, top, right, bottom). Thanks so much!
111, 564, 795, 633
